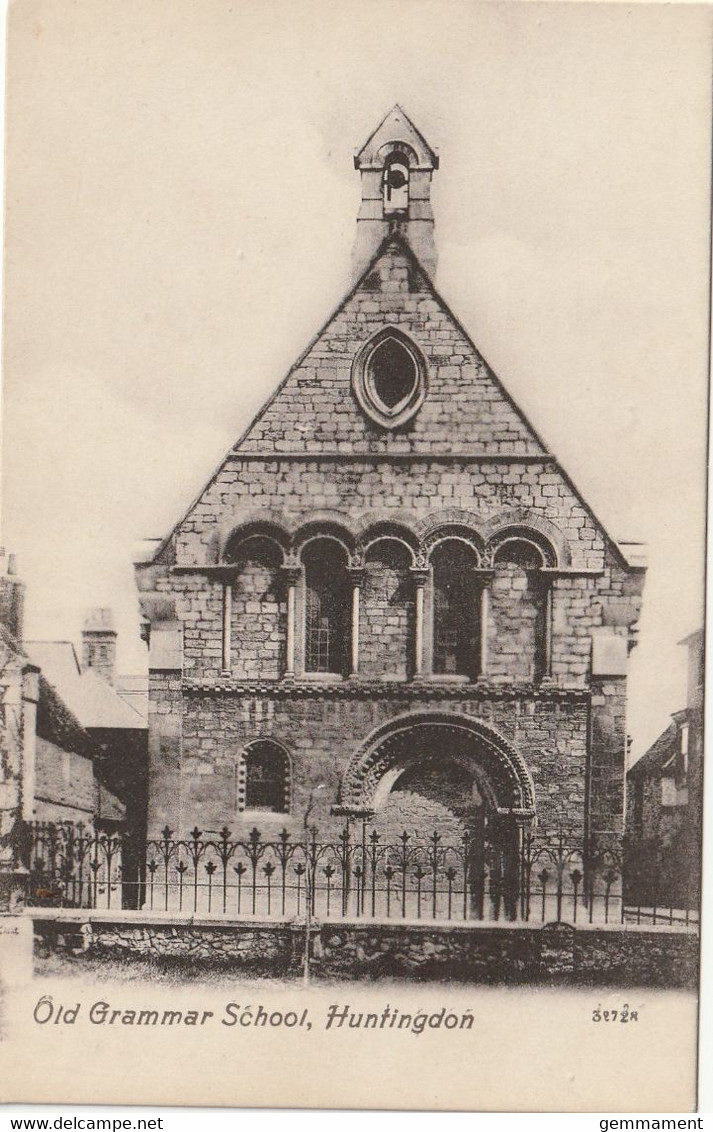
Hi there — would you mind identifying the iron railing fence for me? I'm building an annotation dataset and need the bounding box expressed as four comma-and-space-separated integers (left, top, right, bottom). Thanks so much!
18, 820, 700, 930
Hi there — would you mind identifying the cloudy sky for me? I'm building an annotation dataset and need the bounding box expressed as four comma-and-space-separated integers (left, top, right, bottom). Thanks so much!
2, 0, 710, 759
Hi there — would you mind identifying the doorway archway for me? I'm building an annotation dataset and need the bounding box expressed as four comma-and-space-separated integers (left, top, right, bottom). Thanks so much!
339, 711, 535, 919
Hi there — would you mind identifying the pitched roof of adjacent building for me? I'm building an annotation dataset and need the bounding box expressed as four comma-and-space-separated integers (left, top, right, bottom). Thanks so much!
26, 641, 147, 731
628, 721, 678, 781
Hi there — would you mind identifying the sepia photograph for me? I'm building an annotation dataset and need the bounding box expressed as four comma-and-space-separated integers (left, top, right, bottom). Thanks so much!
0, 0, 709, 1114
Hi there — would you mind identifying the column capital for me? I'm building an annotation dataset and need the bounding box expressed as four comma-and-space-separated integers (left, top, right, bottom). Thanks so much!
473, 568, 495, 582
331, 805, 376, 820
281, 563, 302, 586
410, 566, 430, 587
347, 566, 367, 587
215, 565, 238, 582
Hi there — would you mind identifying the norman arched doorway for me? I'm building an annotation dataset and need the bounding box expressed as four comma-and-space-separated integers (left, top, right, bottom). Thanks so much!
339, 711, 536, 919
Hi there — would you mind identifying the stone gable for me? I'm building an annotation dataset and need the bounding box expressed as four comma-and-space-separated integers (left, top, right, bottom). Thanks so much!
235, 238, 545, 458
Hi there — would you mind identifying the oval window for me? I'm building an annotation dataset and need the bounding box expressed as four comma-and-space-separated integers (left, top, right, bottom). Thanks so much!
352, 328, 427, 429
368, 337, 419, 411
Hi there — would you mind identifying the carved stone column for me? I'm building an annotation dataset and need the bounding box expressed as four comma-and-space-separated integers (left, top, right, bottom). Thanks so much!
281, 562, 302, 679
410, 567, 430, 678
221, 577, 233, 674
542, 580, 554, 680
347, 566, 366, 677
475, 568, 493, 681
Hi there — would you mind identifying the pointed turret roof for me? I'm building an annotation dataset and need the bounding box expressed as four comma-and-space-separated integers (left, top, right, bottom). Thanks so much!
354, 104, 439, 170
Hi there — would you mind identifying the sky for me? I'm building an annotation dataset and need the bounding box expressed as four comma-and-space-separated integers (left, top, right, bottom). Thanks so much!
2, 0, 711, 761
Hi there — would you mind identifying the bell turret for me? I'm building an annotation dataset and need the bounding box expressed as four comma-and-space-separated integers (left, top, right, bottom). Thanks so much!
352, 105, 439, 281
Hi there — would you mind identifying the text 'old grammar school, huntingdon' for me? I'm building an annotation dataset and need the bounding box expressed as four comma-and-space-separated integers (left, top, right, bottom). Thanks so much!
134, 106, 645, 888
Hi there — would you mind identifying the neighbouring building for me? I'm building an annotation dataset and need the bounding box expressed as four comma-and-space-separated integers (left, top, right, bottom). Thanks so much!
626, 629, 703, 907
0, 555, 120, 905
0, 547, 148, 906
26, 610, 148, 839
134, 107, 646, 905
0, 553, 106, 833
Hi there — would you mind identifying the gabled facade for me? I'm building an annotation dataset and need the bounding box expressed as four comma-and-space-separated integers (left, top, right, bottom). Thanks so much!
135, 108, 645, 888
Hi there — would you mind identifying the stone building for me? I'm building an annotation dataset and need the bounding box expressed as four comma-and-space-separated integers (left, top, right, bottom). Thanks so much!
0, 556, 146, 839
625, 629, 703, 907
26, 612, 148, 839
0, 554, 131, 906
135, 107, 645, 892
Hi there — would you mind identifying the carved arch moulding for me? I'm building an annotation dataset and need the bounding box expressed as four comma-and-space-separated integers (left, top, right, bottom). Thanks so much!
216, 508, 568, 574
337, 710, 536, 817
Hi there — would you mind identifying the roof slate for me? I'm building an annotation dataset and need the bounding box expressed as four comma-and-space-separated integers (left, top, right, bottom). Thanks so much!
26, 641, 147, 731
628, 721, 678, 780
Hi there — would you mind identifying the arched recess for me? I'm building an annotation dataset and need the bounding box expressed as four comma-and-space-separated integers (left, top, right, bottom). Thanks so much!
300, 538, 351, 676
487, 536, 549, 682
339, 710, 536, 816
429, 539, 482, 679
237, 739, 292, 814
339, 712, 535, 920
293, 522, 355, 560
482, 514, 567, 568
222, 518, 290, 564
486, 525, 556, 569
357, 520, 419, 566
360, 538, 414, 680
229, 535, 287, 680
376, 141, 419, 168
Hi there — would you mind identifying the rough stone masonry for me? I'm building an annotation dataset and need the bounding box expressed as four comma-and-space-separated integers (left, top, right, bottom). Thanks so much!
134, 106, 645, 897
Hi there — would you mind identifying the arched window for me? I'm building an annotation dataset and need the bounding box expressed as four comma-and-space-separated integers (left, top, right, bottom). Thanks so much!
488, 539, 546, 682
230, 536, 286, 680
431, 541, 480, 678
383, 153, 409, 213
303, 540, 350, 675
239, 740, 291, 814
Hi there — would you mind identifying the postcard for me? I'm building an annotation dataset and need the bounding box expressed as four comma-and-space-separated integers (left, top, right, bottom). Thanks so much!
0, 0, 708, 1113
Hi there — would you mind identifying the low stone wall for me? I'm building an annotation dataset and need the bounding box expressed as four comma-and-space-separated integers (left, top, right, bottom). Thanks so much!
318, 921, 699, 986
33, 914, 305, 975
31, 913, 699, 987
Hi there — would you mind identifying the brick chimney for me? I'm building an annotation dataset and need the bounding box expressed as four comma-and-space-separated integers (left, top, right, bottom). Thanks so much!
82, 607, 117, 686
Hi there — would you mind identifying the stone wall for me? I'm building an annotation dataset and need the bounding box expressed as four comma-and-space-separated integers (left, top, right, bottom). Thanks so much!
378, 759, 476, 844
360, 543, 413, 680
134, 237, 645, 877
34, 915, 301, 973
589, 679, 628, 847
319, 922, 699, 986
230, 548, 286, 681
236, 247, 544, 458
33, 914, 699, 987
488, 562, 543, 682
171, 689, 589, 841
34, 737, 96, 823
171, 459, 609, 575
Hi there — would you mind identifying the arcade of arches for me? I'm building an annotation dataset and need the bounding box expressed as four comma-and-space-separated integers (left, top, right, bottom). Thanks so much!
219, 526, 552, 685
